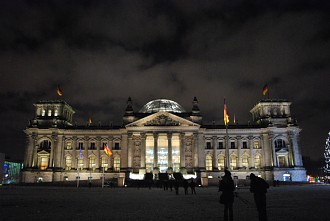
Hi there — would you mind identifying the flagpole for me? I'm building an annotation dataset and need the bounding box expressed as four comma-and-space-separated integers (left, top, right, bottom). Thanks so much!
77, 163, 80, 188
102, 166, 105, 188
224, 98, 230, 170
225, 124, 230, 170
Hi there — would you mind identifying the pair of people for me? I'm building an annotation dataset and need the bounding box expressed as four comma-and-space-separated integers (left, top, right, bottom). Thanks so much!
218, 170, 269, 221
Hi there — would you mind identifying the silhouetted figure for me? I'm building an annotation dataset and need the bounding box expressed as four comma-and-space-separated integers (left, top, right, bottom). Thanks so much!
169, 179, 173, 191
183, 179, 189, 195
190, 178, 196, 195
250, 173, 269, 221
218, 170, 235, 221
174, 180, 179, 195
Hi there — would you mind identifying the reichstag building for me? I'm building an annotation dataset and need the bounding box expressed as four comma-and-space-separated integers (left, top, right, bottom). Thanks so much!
21, 97, 306, 185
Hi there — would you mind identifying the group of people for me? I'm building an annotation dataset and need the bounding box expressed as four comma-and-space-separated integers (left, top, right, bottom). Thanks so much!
218, 170, 269, 221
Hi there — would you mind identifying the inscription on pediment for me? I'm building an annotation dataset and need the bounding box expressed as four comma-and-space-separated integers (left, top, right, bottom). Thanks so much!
144, 114, 180, 126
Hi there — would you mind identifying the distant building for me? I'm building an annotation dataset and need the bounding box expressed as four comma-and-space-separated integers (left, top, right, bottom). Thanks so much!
0, 153, 4, 184
21, 98, 306, 185
0, 153, 22, 185
3, 160, 22, 184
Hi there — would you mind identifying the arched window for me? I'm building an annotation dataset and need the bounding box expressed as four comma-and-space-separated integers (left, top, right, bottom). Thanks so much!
230, 156, 237, 170
242, 155, 249, 169
41, 109, 46, 116
89, 156, 96, 169
206, 155, 212, 171
65, 156, 72, 170
218, 155, 225, 171
54, 109, 58, 116
39, 140, 51, 150
255, 155, 261, 168
114, 156, 120, 172
77, 158, 83, 170
48, 109, 52, 116
101, 157, 108, 171
275, 139, 286, 149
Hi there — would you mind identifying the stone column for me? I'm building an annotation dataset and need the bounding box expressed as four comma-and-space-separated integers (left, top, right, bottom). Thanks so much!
198, 133, 205, 170
25, 134, 36, 168
83, 136, 88, 169
237, 136, 242, 168
263, 133, 274, 168
248, 136, 254, 167
212, 136, 218, 170
290, 131, 303, 167
167, 133, 172, 168
140, 133, 146, 168
128, 133, 134, 169
180, 133, 186, 168
193, 133, 199, 168
72, 136, 77, 168
96, 136, 101, 169
153, 133, 158, 168
56, 135, 65, 169
108, 136, 113, 169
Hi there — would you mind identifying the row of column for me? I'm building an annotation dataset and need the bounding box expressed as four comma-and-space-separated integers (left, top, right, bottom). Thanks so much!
128, 132, 197, 170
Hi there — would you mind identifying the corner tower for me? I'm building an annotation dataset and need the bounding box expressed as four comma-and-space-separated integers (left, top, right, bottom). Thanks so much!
30, 100, 75, 128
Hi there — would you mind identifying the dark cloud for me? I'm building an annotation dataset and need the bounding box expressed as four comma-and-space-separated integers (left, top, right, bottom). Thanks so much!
0, 0, 330, 162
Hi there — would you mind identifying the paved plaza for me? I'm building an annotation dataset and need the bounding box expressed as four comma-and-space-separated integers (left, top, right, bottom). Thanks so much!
0, 184, 329, 221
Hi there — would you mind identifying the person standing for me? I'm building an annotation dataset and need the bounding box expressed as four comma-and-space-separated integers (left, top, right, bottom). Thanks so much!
190, 178, 196, 195
250, 173, 269, 221
218, 170, 235, 221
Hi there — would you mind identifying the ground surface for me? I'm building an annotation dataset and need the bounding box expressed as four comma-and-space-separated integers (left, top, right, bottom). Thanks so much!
0, 184, 329, 221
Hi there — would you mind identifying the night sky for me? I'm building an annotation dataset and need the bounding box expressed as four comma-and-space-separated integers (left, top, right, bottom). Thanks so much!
1, 0, 329, 163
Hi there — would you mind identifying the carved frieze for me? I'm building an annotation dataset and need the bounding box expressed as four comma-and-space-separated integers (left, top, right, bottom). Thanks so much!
144, 114, 180, 126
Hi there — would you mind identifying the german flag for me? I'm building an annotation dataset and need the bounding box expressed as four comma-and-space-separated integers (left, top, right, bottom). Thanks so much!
57, 85, 63, 96
224, 99, 230, 126
262, 84, 269, 96
104, 144, 113, 156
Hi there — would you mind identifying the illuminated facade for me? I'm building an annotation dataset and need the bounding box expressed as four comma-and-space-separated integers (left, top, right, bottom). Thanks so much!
21, 98, 306, 184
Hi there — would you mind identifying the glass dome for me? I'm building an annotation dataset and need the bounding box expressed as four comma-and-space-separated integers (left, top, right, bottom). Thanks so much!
139, 99, 186, 113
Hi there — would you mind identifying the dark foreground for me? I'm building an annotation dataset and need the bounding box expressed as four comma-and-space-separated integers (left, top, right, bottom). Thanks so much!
0, 184, 329, 221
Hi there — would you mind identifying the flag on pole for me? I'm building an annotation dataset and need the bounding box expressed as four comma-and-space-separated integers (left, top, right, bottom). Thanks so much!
234, 114, 236, 124
88, 117, 92, 125
224, 99, 230, 126
262, 84, 269, 96
104, 143, 113, 156
57, 85, 63, 96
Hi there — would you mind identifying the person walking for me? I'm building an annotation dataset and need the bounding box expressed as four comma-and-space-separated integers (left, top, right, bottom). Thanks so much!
183, 179, 189, 195
250, 173, 269, 221
218, 170, 235, 221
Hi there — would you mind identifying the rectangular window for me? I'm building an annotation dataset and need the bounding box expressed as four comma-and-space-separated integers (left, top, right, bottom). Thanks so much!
101, 158, 108, 170
114, 142, 120, 150
90, 142, 96, 150
242, 141, 247, 149
230, 142, 235, 149
66, 142, 72, 150
218, 142, 223, 149
114, 157, 120, 172
278, 156, 287, 168
206, 141, 212, 149
78, 142, 84, 149
254, 141, 260, 149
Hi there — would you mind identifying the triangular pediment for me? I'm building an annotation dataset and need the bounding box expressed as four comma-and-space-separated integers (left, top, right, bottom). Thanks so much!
37, 150, 50, 155
126, 111, 200, 127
